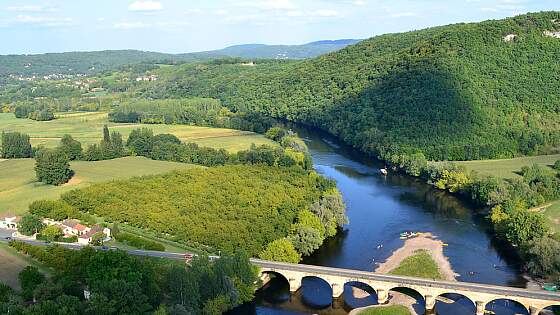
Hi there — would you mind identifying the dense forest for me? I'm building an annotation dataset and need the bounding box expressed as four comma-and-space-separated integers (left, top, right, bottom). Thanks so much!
3, 241, 257, 315
60, 165, 338, 256
139, 12, 560, 161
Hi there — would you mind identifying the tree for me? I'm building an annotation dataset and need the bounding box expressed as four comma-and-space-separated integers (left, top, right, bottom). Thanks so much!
127, 128, 154, 156
59, 135, 82, 160
35, 148, 73, 185
505, 211, 549, 246
554, 160, 560, 171
167, 266, 199, 311
18, 215, 45, 236
90, 232, 105, 246
524, 237, 560, 277
289, 225, 323, 256
41, 225, 63, 242
18, 266, 45, 301
1, 132, 32, 158
259, 238, 301, 263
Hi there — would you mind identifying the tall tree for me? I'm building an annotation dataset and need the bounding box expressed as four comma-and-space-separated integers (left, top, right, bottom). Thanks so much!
35, 148, 73, 185
58, 134, 82, 160
18, 215, 45, 236
1, 132, 32, 158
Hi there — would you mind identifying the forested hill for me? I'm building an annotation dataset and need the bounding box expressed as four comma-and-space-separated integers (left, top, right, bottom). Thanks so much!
140, 11, 560, 161
0, 40, 359, 76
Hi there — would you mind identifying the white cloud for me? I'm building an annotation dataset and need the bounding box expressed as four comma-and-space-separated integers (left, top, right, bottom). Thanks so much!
13, 14, 73, 27
353, 0, 366, 6
5, 5, 43, 12
215, 9, 228, 15
113, 21, 149, 29
313, 9, 340, 17
128, 1, 163, 12
232, 0, 296, 11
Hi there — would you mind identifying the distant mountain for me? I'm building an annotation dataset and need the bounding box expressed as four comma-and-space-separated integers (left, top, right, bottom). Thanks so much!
0, 39, 361, 76
204, 39, 362, 59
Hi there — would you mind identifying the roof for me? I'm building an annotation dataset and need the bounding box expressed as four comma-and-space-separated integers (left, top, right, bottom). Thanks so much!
62, 219, 80, 228
75, 224, 88, 232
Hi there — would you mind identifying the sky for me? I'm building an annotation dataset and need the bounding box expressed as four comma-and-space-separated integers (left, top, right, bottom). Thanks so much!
0, 0, 558, 55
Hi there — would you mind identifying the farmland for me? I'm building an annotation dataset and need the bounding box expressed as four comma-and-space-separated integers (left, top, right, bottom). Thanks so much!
0, 157, 198, 215
452, 154, 560, 179
0, 112, 275, 152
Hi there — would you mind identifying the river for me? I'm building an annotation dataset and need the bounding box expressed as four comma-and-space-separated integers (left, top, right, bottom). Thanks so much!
229, 127, 530, 315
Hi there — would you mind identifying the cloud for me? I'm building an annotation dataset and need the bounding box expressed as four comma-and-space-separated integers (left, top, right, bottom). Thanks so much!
5, 5, 59, 12
128, 1, 163, 12
313, 9, 340, 17
12, 14, 73, 27
353, 0, 366, 6
113, 21, 149, 29
232, 0, 297, 11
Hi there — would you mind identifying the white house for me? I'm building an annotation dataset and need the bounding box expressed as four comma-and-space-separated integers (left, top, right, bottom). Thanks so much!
78, 225, 111, 245
0, 214, 21, 230
61, 219, 90, 236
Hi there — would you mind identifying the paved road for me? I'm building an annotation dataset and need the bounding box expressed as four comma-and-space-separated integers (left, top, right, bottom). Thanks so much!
2, 236, 559, 302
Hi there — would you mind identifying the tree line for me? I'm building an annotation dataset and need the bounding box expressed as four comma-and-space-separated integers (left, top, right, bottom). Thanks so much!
2, 241, 258, 315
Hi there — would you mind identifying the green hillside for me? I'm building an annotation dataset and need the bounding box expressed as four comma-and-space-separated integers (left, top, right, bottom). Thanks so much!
0, 40, 359, 76
141, 12, 560, 161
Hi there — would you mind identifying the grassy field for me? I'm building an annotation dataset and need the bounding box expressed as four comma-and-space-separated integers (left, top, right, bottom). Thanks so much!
0, 243, 50, 290
451, 154, 560, 179
544, 201, 560, 233
359, 305, 411, 315
0, 112, 275, 152
0, 157, 198, 215
389, 250, 444, 280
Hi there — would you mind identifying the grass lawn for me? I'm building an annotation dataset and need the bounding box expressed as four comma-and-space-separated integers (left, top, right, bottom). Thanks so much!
544, 201, 560, 233
0, 243, 50, 290
0, 156, 198, 215
359, 305, 411, 315
389, 250, 444, 280
0, 112, 275, 152
451, 154, 560, 179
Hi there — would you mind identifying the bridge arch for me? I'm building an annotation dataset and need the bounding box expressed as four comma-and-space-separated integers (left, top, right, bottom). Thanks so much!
343, 281, 378, 309
538, 304, 560, 314
300, 276, 334, 308
388, 286, 426, 314
434, 293, 476, 315
484, 298, 529, 315
258, 271, 292, 303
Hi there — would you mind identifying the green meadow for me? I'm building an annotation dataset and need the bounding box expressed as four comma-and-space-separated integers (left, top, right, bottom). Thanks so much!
452, 154, 560, 179
0, 157, 198, 215
0, 112, 275, 152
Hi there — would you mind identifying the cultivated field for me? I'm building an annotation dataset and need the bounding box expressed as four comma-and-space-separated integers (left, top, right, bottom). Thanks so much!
0, 157, 198, 215
453, 154, 560, 179
0, 112, 275, 152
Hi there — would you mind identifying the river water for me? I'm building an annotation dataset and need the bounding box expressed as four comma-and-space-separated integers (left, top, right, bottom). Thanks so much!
229, 127, 530, 315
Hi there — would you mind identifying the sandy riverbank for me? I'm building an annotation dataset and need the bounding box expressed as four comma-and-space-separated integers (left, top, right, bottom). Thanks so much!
375, 232, 458, 281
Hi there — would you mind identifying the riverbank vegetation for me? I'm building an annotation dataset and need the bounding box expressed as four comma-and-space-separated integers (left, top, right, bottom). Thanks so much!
3, 241, 258, 314
388, 250, 444, 280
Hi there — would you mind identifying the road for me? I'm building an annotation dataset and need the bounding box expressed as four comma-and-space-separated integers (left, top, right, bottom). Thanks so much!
2, 235, 559, 303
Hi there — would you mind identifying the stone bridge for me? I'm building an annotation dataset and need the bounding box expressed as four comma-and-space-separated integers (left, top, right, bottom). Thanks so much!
251, 259, 560, 315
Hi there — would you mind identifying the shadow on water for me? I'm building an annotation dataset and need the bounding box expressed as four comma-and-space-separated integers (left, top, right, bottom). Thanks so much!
229, 125, 529, 315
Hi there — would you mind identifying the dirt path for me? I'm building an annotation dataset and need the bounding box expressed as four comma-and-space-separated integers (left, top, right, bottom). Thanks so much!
375, 232, 457, 281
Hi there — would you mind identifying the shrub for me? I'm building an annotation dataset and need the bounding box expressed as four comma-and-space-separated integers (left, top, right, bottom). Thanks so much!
114, 232, 165, 251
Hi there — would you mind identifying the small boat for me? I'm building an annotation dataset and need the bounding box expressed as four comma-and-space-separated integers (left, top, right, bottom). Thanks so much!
543, 284, 558, 291
399, 232, 418, 239
380, 168, 388, 176
441, 243, 449, 247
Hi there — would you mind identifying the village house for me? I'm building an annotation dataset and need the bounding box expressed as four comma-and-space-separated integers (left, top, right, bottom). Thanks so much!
78, 225, 111, 245
42, 219, 111, 245
0, 214, 21, 230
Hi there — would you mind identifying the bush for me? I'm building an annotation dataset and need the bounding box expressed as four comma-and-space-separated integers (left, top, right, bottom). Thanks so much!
259, 238, 301, 263
114, 232, 165, 251
554, 160, 560, 171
